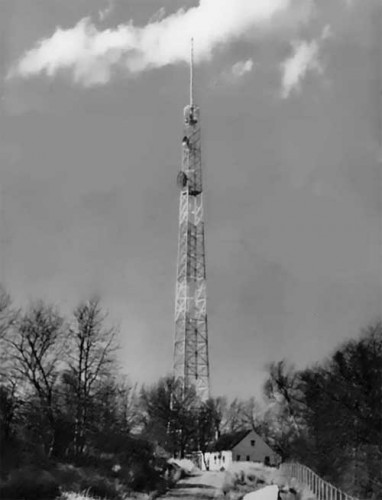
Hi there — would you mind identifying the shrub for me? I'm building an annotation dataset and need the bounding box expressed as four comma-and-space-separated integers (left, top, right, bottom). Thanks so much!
0, 466, 60, 500
79, 476, 122, 500
54, 464, 123, 500
125, 461, 162, 492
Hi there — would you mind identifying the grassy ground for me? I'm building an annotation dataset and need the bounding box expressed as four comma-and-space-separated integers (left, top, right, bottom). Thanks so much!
0, 461, 164, 500
59, 492, 152, 500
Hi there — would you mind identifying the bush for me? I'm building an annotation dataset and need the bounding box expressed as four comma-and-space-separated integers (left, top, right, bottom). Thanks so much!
54, 463, 123, 500
79, 476, 122, 500
0, 466, 60, 500
125, 461, 162, 492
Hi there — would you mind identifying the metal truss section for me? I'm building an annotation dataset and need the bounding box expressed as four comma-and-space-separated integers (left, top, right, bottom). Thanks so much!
174, 102, 210, 402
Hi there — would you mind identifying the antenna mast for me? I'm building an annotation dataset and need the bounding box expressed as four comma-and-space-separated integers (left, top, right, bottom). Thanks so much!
174, 37, 210, 402
190, 38, 194, 107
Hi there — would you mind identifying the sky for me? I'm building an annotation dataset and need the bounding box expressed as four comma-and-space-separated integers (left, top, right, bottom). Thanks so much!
1, 0, 381, 399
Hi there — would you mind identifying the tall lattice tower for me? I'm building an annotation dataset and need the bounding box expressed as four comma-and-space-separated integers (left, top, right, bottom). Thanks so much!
173, 40, 210, 402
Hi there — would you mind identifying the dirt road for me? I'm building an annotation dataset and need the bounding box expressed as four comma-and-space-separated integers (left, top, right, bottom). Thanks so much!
160, 471, 226, 500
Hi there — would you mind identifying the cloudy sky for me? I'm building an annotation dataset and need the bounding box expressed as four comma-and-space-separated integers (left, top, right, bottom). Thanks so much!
1, 0, 381, 398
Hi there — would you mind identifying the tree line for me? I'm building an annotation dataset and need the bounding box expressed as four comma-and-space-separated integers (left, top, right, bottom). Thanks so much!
0, 285, 380, 499
261, 322, 382, 499
0, 286, 220, 493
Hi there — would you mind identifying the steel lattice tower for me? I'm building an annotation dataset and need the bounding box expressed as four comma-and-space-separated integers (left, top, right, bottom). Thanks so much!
173, 41, 210, 402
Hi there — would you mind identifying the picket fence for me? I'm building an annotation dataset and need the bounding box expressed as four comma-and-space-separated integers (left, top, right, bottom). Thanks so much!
279, 463, 361, 500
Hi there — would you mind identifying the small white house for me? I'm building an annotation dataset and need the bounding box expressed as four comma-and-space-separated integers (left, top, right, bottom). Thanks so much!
202, 429, 280, 471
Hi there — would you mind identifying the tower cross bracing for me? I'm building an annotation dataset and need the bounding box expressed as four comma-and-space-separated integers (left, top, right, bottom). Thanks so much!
173, 40, 210, 402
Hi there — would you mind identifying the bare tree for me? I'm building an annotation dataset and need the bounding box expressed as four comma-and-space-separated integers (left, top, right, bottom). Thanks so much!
0, 285, 12, 340
114, 376, 141, 434
140, 376, 202, 457
217, 397, 254, 433
0, 286, 15, 384
264, 359, 305, 426
240, 396, 264, 432
4, 301, 65, 456
68, 297, 118, 456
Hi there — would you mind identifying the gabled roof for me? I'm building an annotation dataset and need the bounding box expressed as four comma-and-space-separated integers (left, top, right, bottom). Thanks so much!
209, 429, 252, 451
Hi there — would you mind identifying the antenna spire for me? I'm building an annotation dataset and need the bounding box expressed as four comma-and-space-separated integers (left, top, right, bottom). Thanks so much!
190, 38, 194, 107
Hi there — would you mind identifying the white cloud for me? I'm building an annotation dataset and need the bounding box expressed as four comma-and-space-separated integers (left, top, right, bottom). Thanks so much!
280, 40, 322, 98
98, 0, 113, 22
148, 7, 166, 24
280, 25, 330, 98
213, 58, 254, 87
8, 0, 313, 87
321, 24, 332, 41
231, 59, 254, 79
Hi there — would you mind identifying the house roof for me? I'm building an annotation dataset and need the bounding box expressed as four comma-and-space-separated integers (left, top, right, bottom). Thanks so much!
209, 429, 252, 452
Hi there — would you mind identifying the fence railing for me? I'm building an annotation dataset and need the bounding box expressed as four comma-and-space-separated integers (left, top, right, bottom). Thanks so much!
279, 462, 361, 500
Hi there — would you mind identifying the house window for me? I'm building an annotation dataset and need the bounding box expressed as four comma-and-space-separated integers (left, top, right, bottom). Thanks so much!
246, 455, 250, 461
264, 456, 270, 466
236, 455, 240, 461
251, 440, 255, 446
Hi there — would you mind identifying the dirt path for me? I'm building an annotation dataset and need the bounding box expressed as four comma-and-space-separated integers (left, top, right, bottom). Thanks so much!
160, 471, 226, 500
